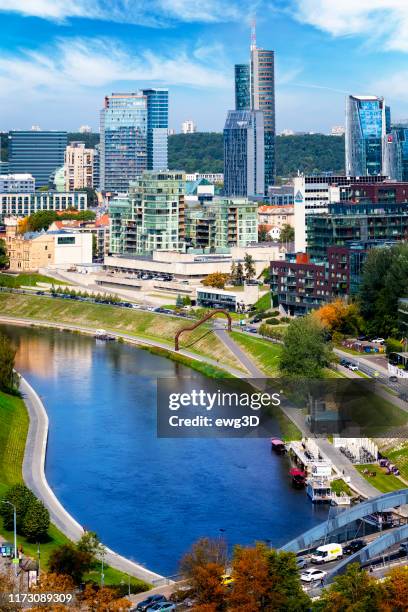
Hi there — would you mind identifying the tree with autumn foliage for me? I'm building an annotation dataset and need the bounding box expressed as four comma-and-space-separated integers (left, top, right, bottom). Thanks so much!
201, 272, 230, 290
227, 544, 270, 611
180, 538, 227, 609
80, 584, 131, 611
312, 299, 363, 337
313, 563, 383, 612
379, 566, 408, 611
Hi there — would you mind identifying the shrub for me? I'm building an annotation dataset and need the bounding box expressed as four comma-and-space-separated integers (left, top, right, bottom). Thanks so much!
265, 318, 280, 325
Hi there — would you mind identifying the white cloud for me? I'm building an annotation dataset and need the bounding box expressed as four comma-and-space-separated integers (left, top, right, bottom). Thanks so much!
0, 0, 253, 25
293, 0, 408, 52
0, 37, 231, 100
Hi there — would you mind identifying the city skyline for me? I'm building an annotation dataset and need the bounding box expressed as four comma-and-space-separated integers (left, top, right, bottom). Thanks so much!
2, 2, 408, 133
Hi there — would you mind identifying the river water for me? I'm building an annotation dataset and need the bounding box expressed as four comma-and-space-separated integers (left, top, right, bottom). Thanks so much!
1, 324, 329, 575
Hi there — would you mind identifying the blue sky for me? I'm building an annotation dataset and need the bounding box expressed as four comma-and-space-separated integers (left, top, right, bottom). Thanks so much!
1, 1, 408, 133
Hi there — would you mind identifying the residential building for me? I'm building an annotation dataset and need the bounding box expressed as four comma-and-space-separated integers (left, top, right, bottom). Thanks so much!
383, 124, 408, 181
345, 95, 388, 177
234, 64, 250, 110
53, 166, 66, 192
64, 142, 94, 191
143, 88, 169, 170
331, 126, 345, 136
185, 172, 224, 183
339, 181, 408, 203
100, 92, 147, 192
181, 120, 197, 134
268, 185, 294, 205
48, 213, 109, 260
223, 110, 264, 197
93, 144, 100, 191
5, 218, 92, 271
9, 130, 67, 187
0, 191, 87, 221
109, 171, 185, 256
0, 174, 35, 193
258, 205, 294, 240
250, 36, 275, 191
293, 173, 388, 251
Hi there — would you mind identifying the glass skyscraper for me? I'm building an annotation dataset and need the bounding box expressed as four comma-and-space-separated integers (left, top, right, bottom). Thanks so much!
223, 110, 264, 197
142, 89, 169, 170
234, 64, 250, 110
383, 124, 408, 181
9, 131, 67, 187
345, 95, 387, 176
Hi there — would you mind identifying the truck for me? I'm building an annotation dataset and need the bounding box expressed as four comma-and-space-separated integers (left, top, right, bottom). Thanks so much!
311, 543, 343, 564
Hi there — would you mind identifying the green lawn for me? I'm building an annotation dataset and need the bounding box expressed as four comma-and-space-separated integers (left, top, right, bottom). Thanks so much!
0, 292, 246, 374
231, 331, 281, 376
385, 443, 408, 482
355, 464, 406, 493
0, 390, 149, 591
331, 479, 353, 496
0, 273, 68, 288
254, 292, 271, 311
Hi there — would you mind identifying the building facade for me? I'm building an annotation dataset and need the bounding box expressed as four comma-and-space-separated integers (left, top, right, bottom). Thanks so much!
9, 131, 67, 187
234, 64, 250, 110
223, 110, 264, 197
0, 191, 88, 221
143, 89, 169, 170
64, 142, 94, 191
100, 93, 147, 192
383, 125, 408, 182
0, 174, 35, 193
181, 120, 197, 134
345, 95, 387, 177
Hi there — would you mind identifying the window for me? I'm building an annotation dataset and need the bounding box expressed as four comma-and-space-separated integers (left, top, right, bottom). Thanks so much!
57, 236, 75, 245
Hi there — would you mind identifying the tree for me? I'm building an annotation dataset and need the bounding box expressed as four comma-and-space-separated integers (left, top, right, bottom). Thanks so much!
313, 564, 382, 612
230, 262, 237, 284
0, 484, 36, 531
80, 584, 131, 611
280, 315, 333, 378
244, 253, 256, 282
180, 538, 227, 607
77, 530, 103, 559
279, 224, 295, 243
176, 294, 184, 307
92, 233, 98, 259
235, 263, 245, 286
0, 238, 8, 269
201, 272, 230, 289
22, 498, 50, 541
266, 549, 310, 611
75, 187, 97, 207
0, 568, 21, 611
49, 543, 92, 584
228, 544, 270, 611
380, 566, 408, 611
0, 333, 19, 392
313, 299, 363, 336
258, 225, 270, 242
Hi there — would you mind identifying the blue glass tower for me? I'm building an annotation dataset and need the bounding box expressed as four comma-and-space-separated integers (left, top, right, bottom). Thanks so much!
100, 93, 147, 192
345, 95, 386, 176
142, 89, 169, 171
234, 64, 250, 110
9, 131, 67, 187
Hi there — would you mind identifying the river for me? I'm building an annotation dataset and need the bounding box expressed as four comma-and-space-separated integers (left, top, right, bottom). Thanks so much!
1, 324, 329, 576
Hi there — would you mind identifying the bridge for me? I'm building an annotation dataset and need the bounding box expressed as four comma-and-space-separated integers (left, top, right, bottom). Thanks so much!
281, 488, 408, 554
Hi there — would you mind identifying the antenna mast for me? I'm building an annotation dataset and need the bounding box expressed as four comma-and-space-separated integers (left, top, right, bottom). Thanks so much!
250, 19, 257, 51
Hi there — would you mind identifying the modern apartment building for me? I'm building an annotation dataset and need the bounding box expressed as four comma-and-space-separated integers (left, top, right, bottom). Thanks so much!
383, 124, 408, 182
268, 185, 294, 205
143, 89, 169, 170
9, 131, 67, 187
181, 120, 197, 134
223, 110, 264, 197
0, 173, 35, 193
100, 92, 147, 192
64, 142, 94, 191
109, 171, 185, 256
345, 95, 388, 177
93, 145, 100, 191
0, 191, 88, 221
234, 64, 250, 110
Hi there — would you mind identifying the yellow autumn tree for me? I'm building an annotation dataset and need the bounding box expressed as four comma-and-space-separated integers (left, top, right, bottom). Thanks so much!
312, 299, 362, 336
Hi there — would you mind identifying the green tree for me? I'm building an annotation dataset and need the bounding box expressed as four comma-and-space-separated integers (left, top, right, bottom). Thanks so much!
0, 238, 9, 269
176, 294, 184, 307
77, 530, 103, 562
75, 187, 97, 207
92, 233, 97, 259
280, 224, 295, 243
230, 262, 237, 284
244, 253, 256, 282
48, 543, 92, 585
0, 484, 36, 531
22, 498, 50, 541
313, 563, 382, 612
266, 549, 310, 611
258, 224, 270, 242
235, 262, 244, 286
0, 334, 19, 392
280, 315, 333, 378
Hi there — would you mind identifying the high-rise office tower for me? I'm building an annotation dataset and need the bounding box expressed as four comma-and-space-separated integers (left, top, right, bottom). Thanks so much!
100, 92, 147, 192
234, 64, 250, 110
345, 95, 388, 176
142, 88, 169, 170
223, 109, 264, 197
383, 124, 408, 181
9, 130, 67, 187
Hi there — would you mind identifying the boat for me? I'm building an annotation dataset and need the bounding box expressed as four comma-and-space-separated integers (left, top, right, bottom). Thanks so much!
289, 468, 306, 488
94, 329, 115, 341
271, 438, 286, 454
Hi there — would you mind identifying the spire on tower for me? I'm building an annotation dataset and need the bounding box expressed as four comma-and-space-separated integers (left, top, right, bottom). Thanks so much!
250, 19, 257, 51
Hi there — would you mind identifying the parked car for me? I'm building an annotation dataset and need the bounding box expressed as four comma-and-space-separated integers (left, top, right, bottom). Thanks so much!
399, 541, 408, 554
340, 359, 349, 367
246, 327, 257, 333
357, 335, 368, 341
146, 603, 176, 612
296, 556, 308, 569
371, 338, 385, 344
300, 568, 327, 583
136, 595, 167, 611
347, 363, 359, 371
344, 540, 365, 555
251, 316, 262, 323
389, 375, 398, 383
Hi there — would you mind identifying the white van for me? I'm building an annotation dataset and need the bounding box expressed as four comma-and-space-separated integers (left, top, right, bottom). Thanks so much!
311, 543, 343, 564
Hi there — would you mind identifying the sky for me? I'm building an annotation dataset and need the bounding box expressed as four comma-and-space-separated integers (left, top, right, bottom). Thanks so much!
2, 1, 408, 133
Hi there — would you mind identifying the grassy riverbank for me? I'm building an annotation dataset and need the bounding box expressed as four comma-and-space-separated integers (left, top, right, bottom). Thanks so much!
0, 390, 150, 590
230, 331, 281, 375
0, 292, 245, 374
0, 273, 68, 288
355, 464, 406, 493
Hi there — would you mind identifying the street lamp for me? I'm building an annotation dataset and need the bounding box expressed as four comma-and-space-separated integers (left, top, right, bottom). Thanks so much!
1, 500, 17, 576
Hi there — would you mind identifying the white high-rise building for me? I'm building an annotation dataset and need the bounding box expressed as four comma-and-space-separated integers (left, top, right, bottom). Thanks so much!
64, 142, 94, 191
181, 120, 197, 134
79, 125, 92, 134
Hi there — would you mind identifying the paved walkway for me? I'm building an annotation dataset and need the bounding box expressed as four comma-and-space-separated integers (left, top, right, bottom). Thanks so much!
214, 327, 264, 378
19, 375, 168, 585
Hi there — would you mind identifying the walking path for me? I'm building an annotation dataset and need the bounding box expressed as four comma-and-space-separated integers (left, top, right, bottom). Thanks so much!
19, 374, 168, 585
214, 327, 264, 378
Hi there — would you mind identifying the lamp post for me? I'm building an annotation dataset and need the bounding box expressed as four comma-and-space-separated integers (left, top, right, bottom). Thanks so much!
1, 500, 17, 576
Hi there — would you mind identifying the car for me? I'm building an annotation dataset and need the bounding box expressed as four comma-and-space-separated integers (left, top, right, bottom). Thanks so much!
136, 594, 167, 611
399, 541, 408, 554
389, 375, 398, 383
146, 603, 175, 612
340, 359, 349, 367
300, 568, 327, 583
221, 573, 234, 586
357, 335, 368, 341
296, 556, 308, 569
344, 540, 365, 555
371, 338, 385, 344
246, 327, 257, 333
251, 316, 262, 323
347, 363, 359, 371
